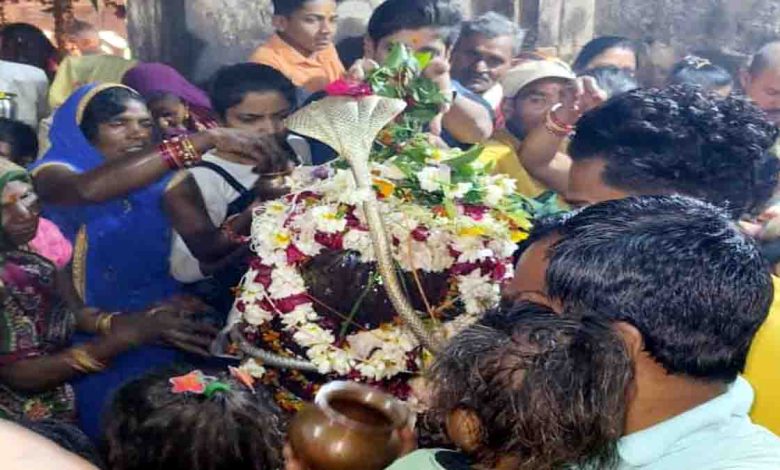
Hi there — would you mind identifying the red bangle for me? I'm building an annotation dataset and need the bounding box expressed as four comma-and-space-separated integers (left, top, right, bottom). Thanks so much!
545, 104, 575, 137
158, 137, 202, 170
158, 141, 182, 169
548, 104, 576, 130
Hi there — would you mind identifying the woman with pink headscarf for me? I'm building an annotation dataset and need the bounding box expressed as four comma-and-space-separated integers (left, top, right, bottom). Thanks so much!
122, 63, 217, 138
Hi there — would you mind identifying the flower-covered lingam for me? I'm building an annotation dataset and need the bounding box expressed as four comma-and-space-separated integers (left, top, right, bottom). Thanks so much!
227, 46, 557, 409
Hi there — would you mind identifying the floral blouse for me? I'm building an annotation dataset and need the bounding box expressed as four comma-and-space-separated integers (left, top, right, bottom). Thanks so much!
0, 250, 76, 422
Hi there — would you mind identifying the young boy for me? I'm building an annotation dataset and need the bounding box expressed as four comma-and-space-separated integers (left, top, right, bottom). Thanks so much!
363, 0, 493, 146
164, 63, 297, 313
250, 0, 344, 94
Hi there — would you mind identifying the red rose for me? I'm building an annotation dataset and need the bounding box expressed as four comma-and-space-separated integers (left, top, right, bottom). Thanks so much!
286, 244, 308, 265
325, 79, 374, 97
411, 226, 430, 242
275, 294, 311, 313
490, 261, 507, 281
451, 262, 478, 276
314, 231, 344, 250
462, 204, 489, 220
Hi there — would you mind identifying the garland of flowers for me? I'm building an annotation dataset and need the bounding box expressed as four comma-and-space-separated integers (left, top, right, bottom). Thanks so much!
233, 45, 560, 386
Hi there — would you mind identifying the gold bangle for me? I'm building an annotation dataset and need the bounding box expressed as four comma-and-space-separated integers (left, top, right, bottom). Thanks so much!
65, 347, 106, 373
146, 306, 168, 317
95, 313, 116, 336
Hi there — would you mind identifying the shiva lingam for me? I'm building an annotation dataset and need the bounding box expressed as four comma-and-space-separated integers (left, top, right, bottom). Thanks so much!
226, 45, 534, 411
288, 381, 411, 470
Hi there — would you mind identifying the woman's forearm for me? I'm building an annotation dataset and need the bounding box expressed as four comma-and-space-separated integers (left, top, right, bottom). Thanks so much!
36, 131, 217, 206
0, 333, 139, 393
518, 124, 571, 193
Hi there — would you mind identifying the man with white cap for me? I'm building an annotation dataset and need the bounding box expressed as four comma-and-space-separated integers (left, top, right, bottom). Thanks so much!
479, 58, 576, 198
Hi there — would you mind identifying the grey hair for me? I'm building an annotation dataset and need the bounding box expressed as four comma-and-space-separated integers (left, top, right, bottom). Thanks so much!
749, 41, 780, 77
461, 11, 525, 56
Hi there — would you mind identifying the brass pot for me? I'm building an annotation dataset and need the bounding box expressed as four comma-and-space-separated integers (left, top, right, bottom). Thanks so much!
288, 381, 411, 470
254, 168, 292, 202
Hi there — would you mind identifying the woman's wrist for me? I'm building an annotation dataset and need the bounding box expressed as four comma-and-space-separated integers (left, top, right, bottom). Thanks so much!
545, 104, 576, 138
550, 102, 580, 128
190, 128, 219, 155
158, 136, 204, 170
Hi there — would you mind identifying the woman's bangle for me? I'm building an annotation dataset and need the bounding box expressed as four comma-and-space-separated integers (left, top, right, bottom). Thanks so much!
545, 104, 575, 137
158, 137, 202, 169
95, 312, 117, 336
65, 347, 106, 374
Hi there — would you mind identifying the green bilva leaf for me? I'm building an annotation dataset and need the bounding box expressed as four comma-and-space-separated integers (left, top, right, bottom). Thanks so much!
415, 51, 433, 70
442, 144, 484, 170
384, 43, 409, 69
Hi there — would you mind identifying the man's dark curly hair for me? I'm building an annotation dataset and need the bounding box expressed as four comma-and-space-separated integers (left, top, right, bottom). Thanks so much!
103, 367, 285, 470
535, 196, 773, 382
429, 302, 632, 470
569, 85, 779, 217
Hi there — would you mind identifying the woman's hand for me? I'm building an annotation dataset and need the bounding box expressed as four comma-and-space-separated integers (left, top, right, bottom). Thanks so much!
554, 76, 609, 127
114, 298, 219, 356
206, 128, 294, 172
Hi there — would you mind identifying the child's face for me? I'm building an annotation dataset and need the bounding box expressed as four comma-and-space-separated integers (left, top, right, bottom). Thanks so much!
276, 0, 339, 56
148, 95, 189, 132
368, 27, 450, 64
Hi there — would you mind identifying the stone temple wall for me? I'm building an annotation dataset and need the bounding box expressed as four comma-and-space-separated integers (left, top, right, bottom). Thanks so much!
596, 0, 780, 58
127, 0, 780, 82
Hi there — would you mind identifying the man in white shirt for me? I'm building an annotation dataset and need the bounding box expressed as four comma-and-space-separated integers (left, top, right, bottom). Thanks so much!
164, 63, 297, 313
504, 196, 780, 469
450, 12, 524, 121
0, 59, 49, 129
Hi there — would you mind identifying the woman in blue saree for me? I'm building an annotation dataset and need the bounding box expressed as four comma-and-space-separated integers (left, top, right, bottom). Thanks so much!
30, 83, 273, 440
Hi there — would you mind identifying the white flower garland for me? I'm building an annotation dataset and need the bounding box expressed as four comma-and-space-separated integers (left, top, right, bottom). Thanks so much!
234, 162, 523, 381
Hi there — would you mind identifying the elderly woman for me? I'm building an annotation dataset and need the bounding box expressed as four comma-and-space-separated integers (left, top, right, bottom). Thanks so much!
0, 160, 200, 426
30, 83, 286, 439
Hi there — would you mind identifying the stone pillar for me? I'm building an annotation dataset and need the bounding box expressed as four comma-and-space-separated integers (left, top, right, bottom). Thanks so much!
537, 0, 595, 58
128, 0, 273, 83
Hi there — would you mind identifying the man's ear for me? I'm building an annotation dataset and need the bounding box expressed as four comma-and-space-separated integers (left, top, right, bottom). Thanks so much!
613, 321, 644, 360
446, 407, 484, 454
272, 15, 288, 33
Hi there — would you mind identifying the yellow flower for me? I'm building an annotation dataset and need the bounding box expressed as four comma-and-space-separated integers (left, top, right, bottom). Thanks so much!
265, 201, 287, 216
274, 232, 291, 245
511, 230, 529, 243
458, 226, 487, 237
372, 177, 396, 199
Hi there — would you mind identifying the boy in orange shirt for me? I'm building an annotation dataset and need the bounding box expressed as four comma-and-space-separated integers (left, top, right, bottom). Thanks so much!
250, 0, 344, 93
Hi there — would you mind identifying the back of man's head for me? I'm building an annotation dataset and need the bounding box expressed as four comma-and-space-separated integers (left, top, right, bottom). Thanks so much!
367, 0, 462, 48
536, 195, 772, 383
569, 85, 779, 218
